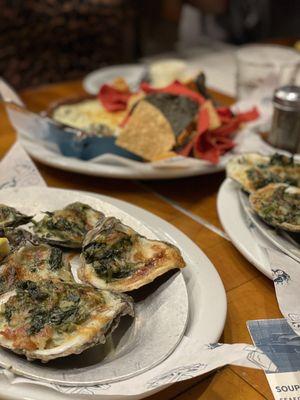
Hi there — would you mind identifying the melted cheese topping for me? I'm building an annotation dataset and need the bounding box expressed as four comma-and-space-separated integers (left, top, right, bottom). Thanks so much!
52, 99, 126, 134
0, 282, 133, 360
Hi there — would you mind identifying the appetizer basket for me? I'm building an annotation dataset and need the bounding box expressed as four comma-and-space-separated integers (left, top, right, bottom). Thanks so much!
5, 101, 140, 161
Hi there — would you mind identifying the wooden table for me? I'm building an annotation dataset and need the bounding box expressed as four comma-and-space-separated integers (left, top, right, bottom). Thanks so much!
0, 80, 281, 400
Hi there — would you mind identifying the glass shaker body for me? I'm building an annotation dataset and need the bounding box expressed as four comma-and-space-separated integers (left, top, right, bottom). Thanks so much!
269, 86, 300, 153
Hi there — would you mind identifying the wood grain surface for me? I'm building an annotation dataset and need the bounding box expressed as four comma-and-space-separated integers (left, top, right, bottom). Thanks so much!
0, 80, 280, 399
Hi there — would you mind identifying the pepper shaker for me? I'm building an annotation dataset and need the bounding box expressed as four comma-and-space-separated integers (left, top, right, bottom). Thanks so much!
269, 86, 300, 153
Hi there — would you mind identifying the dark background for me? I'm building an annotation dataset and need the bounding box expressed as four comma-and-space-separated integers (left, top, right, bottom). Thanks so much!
0, 0, 299, 89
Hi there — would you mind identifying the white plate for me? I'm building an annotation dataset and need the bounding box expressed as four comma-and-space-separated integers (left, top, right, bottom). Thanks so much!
0, 188, 226, 399
217, 178, 273, 278
18, 67, 272, 180
20, 136, 225, 180
83, 64, 146, 95
18, 62, 229, 179
239, 190, 300, 264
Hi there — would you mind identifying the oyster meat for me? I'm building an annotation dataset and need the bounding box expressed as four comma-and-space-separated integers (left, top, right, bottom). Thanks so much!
0, 204, 32, 228
227, 153, 300, 193
250, 183, 300, 232
79, 216, 186, 292
0, 280, 134, 361
33, 202, 104, 248
0, 243, 74, 294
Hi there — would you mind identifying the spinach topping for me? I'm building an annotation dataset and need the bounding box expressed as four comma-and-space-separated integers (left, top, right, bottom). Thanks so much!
0, 275, 9, 295
0, 206, 13, 220
43, 218, 86, 238
4, 305, 15, 322
269, 153, 294, 167
0, 205, 32, 228
48, 305, 79, 325
48, 247, 63, 270
29, 309, 49, 335
83, 235, 134, 281
28, 305, 81, 335
260, 186, 300, 225
247, 168, 298, 190
9, 281, 93, 336
16, 281, 49, 301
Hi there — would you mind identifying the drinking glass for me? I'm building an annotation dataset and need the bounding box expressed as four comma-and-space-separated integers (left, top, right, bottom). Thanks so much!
236, 45, 300, 100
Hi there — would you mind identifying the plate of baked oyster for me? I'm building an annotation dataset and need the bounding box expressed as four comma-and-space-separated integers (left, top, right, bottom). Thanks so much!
223, 152, 300, 265
0, 188, 189, 386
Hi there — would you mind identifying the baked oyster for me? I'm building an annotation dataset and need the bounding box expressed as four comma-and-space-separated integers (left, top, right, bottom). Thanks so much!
227, 153, 300, 193
33, 202, 104, 248
0, 227, 40, 251
0, 243, 74, 294
250, 183, 300, 232
0, 280, 133, 361
79, 216, 186, 292
0, 204, 32, 228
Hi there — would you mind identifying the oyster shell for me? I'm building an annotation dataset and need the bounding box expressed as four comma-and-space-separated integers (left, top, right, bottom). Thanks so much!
0, 243, 74, 294
249, 183, 300, 232
0, 280, 134, 361
0, 204, 32, 228
227, 153, 300, 193
33, 202, 104, 248
79, 216, 186, 292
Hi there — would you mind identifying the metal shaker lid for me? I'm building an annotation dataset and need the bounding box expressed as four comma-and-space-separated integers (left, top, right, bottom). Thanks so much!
273, 85, 300, 110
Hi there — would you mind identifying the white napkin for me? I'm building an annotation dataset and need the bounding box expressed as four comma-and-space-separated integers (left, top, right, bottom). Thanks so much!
267, 249, 300, 336
0, 141, 46, 189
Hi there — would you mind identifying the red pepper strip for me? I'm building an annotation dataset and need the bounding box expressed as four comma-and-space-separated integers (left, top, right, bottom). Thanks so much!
194, 137, 220, 164
236, 107, 260, 122
197, 106, 210, 134
216, 106, 233, 119
210, 117, 241, 137
207, 134, 235, 152
218, 115, 233, 124
98, 84, 132, 111
194, 131, 235, 164
177, 108, 209, 157
191, 106, 259, 164
140, 81, 206, 105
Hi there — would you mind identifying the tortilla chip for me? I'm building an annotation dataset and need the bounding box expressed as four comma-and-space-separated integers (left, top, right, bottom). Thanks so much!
145, 93, 198, 137
203, 100, 221, 130
127, 92, 145, 111
116, 101, 176, 161
151, 151, 178, 161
